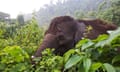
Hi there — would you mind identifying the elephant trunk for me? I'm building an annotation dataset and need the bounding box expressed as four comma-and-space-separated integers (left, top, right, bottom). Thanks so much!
34, 34, 58, 57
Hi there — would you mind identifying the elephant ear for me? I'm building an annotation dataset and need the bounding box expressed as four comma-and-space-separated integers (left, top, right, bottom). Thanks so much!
75, 22, 86, 43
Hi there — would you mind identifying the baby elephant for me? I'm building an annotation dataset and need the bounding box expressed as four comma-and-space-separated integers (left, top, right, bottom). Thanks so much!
33, 16, 117, 58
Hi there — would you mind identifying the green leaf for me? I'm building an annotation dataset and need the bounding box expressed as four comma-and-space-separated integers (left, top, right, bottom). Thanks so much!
112, 55, 120, 64
81, 40, 94, 51
93, 34, 108, 42
64, 55, 83, 70
52, 69, 61, 72
75, 39, 89, 48
91, 62, 102, 71
95, 28, 120, 47
103, 63, 116, 72
63, 49, 75, 63
0, 63, 6, 70
95, 40, 107, 47
105, 28, 120, 45
83, 58, 91, 72
115, 67, 120, 72
1, 46, 29, 62
79, 63, 85, 72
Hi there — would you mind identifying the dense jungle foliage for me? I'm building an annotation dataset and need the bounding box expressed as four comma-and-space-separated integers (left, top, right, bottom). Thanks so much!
0, 19, 44, 72
0, 18, 120, 72
0, 0, 120, 72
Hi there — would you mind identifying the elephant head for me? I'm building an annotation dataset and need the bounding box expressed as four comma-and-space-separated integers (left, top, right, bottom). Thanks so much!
33, 16, 117, 58
33, 16, 78, 57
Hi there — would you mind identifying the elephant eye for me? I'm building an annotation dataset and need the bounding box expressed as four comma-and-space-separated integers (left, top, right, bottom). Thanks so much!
58, 35, 65, 40
59, 36, 64, 40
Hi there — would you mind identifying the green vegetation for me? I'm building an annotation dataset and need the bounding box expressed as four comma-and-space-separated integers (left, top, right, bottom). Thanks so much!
97, 0, 120, 26
0, 18, 120, 72
33, 28, 120, 72
0, 19, 44, 72
0, 0, 120, 72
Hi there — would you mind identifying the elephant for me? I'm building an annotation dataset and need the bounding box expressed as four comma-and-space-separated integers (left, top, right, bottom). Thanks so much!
32, 16, 117, 58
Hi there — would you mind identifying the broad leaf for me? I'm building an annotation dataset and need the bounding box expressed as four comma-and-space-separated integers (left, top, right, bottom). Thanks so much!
83, 58, 92, 72
103, 63, 116, 72
64, 55, 83, 70
112, 55, 120, 64
75, 39, 89, 48
91, 62, 102, 71
81, 40, 94, 51
63, 49, 75, 63
95, 28, 120, 47
95, 40, 107, 47
93, 34, 108, 42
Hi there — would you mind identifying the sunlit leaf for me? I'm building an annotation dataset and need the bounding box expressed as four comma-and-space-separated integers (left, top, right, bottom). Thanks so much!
75, 39, 89, 48
93, 34, 108, 42
95, 28, 120, 47
63, 49, 75, 63
106, 28, 120, 45
83, 58, 91, 72
64, 55, 83, 70
103, 63, 116, 72
91, 62, 102, 71
81, 40, 94, 51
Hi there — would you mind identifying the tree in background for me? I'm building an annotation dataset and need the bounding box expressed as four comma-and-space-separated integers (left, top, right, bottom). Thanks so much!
17, 14, 24, 25
97, 0, 120, 26
24, 0, 119, 26
24, 0, 103, 25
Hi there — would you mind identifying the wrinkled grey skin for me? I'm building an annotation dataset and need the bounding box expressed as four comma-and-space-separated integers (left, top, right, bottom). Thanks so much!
33, 16, 117, 58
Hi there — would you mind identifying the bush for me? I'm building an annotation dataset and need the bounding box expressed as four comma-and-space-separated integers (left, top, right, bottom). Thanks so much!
0, 20, 120, 72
